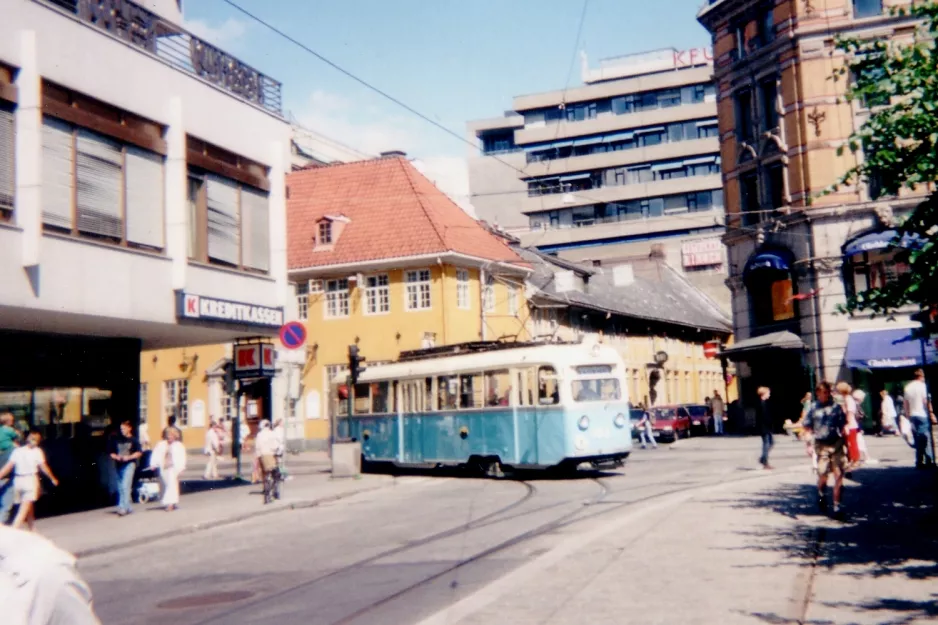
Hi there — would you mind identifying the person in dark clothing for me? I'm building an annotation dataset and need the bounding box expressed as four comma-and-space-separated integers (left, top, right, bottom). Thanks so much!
756, 386, 774, 469
108, 421, 142, 516
162, 416, 183, 443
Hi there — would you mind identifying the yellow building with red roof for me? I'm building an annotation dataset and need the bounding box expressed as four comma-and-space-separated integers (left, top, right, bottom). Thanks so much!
288, 155, 531, 444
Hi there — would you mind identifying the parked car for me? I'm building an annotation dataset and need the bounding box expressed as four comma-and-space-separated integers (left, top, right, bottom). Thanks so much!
651, 406, 692, 442
684, 404, 712, 435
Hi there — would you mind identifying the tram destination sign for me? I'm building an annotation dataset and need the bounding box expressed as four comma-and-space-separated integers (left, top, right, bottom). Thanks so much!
176, 291, 284, 329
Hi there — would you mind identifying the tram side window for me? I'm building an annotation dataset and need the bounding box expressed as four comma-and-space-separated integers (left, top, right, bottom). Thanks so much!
425, 378, 434, 412
459, 373, 483, 409
520, 368, 537, 406
538, 366, 560, 405
485, 369, 512, 406
372, 381, 391, 414
336, 384, 349, 416
353, 383, 371, 415
437, 375, 459, 410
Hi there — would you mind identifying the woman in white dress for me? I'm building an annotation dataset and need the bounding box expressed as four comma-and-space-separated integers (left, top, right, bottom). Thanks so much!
150, 427, 186, 511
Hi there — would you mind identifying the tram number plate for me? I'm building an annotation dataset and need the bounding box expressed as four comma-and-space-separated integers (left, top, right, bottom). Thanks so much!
594, 427, 610, 440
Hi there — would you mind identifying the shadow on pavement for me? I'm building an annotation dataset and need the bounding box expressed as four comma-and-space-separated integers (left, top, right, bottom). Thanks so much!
718, 465, 938, 625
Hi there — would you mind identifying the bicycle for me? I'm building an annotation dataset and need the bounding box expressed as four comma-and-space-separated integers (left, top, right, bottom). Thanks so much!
261, 455, 282, 504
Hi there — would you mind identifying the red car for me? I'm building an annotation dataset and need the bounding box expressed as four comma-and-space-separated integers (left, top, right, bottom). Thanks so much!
651, 406, 693, 441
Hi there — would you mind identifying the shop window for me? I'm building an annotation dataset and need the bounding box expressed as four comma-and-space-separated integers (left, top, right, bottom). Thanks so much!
844, 249, 910, 299
750, 276, 795, 326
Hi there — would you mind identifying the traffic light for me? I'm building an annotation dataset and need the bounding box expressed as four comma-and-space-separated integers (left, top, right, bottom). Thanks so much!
348, 344, 366, 384
223, 361, 236, 395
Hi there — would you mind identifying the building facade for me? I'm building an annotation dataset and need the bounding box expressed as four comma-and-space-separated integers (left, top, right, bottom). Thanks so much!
698, 0, 930, 424
467, 47, 732, 311
0, 0, 291, 505
287, 156, 532, 448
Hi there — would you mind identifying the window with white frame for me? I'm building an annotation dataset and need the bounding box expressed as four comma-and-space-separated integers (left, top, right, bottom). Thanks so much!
405, 269, 432, 311
507, 283, 519, 315
295, 281, 309, 320
221, 386, 236, 422
482, 274, 496, 313
325, 278, 350, 318
365, 274, 390, 314
163, 379, 189, 427
456, 269, 471, 310
139, 383, 148, 426
318, 221, 332, 244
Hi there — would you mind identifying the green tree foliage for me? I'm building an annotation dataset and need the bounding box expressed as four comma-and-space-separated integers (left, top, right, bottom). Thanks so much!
832, 2, 938, 315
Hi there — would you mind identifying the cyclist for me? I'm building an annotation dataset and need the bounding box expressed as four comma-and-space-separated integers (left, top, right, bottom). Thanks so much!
254, 420, 282, 503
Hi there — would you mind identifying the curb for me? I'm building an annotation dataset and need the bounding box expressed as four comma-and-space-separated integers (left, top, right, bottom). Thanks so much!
74, 478, 394, 559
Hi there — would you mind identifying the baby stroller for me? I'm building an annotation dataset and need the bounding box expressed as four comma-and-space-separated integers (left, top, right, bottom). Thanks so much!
135, 450, 161, 504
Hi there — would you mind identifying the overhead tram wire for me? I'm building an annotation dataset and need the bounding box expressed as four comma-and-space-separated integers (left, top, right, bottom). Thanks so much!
223, 0, 725, 237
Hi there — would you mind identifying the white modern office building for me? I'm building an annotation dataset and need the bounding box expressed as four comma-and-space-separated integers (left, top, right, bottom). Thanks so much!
468, 47, 730, 310
0, 0, 292, 507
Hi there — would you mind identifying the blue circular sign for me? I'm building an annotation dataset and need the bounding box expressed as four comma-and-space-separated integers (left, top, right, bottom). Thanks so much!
279, 322, 307, 350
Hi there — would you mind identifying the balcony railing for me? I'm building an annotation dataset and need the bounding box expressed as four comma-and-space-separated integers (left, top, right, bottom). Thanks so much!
35, 0, 283, 116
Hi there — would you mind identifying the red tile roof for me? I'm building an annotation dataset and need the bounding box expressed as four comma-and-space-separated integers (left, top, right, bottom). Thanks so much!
287, 157, 527, 271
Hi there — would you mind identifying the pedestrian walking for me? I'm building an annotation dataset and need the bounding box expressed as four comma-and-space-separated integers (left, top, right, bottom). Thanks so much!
711, 390, 725, 435
0, 430, 58, 532
107, 421, 142, 516
903, 369, 936, 469
150, 427, 186, 511
273, 419, 287, 476
795, 392, 818, 472
0, 525, 103, 624
203, 420, 222, 480
638, 409, 657, 449
802, 381, 848, 516
836, 382, 862, 469
756, 386, 774, 469
880, 389, 898, 435
0, 412, 21, 525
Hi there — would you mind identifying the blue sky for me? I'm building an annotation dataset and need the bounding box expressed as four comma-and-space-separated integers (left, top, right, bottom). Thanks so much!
183, 0, 712, 201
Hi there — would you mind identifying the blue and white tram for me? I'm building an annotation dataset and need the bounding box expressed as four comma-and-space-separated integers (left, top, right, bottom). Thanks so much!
332, 342, 632, 471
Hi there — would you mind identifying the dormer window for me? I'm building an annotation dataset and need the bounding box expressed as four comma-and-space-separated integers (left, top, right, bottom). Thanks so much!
314, 214, 349, 250
319, 221, 332, 245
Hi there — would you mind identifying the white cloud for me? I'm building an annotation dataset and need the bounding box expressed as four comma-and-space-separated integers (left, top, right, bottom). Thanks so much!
184, 17, 247, 47
292, 90, 474, 215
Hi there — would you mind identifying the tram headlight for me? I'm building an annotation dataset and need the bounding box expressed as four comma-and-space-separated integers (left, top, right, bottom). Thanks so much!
577, 415, 590, 431
614, 413, 626, 429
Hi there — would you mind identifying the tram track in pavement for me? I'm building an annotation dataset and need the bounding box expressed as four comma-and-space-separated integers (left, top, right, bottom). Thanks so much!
321, 469, 799, 625
187, 465, 785, 625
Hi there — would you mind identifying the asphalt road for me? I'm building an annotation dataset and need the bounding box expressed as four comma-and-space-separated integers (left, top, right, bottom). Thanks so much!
79, 436, 821, 625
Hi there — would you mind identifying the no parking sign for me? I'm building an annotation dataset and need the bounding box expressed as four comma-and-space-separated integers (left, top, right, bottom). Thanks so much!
279, 322, 307, 350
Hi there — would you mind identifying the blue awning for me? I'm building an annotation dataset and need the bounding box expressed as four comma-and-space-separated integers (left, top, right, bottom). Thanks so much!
524, 140, 572, 152
683, 155, 718, 165
560, 172, 592, 182
845, 328, 938, 369
651, 161, 683, 171
744, 251, 791, 277
843, 229, 924, 256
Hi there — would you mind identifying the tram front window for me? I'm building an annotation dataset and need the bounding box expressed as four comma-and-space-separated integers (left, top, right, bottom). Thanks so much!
572, 378, 621, 402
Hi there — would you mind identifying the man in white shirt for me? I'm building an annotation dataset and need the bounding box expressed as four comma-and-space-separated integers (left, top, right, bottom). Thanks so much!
711, 390, 725, 435
0, 526, 101, 625
903, 369, 936, 468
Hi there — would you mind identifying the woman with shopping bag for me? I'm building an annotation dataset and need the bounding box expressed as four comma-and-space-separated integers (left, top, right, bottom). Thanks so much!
836, 382, 862, 467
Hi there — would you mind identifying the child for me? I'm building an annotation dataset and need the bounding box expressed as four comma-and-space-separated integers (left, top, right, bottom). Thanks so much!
0, 429, 59, 531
